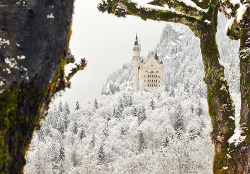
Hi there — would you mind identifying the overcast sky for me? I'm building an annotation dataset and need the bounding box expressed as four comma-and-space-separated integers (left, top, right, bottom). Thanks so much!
51, 0, 165, 110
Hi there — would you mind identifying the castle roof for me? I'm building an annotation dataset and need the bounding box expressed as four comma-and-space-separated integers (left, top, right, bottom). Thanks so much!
155, 53, 159, 60
133, 34, 140, 50
134, 34, 138, 45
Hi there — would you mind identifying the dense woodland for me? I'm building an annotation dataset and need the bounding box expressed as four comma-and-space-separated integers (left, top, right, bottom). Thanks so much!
24, 13, 241, 174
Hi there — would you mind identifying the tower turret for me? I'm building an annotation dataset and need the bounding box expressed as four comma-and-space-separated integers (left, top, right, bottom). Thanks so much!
132, 34, 141, 91
133, 34, 141, 58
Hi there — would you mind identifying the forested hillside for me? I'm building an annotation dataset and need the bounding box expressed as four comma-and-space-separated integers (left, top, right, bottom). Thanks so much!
24, 13, 240, 174
25, 91, 213, 174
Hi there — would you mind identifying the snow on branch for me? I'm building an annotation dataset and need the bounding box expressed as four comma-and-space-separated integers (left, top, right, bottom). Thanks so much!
236, 3, 248, 22
220, 0, 249, 39
98, 0, 201, 31
131, 0, 208, 18
131, 0, 180, 14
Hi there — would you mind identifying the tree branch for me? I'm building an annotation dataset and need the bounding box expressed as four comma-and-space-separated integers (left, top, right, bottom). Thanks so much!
149, 0, 206, 20
220, 0, 249, 40
98, 0, 201, 34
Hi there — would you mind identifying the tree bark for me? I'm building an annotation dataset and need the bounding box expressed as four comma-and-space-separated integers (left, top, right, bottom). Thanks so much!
199, 24, 237, 173
0, 0, 74, 173
231, 20, 250, 174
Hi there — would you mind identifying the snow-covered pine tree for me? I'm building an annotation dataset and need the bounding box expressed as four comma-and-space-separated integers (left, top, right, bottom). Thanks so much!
137, 106, 146, 125
59, 101, 63, 112
90, 135, 96, 149
94, 99, 98, 109
138, 130, 146, 152
75, 101, 80, 111
79, 128, 86, 140
72, 121, 78, 135
98, 146, 105, 163
173, 104, 184, 134
150, 99, 155, 110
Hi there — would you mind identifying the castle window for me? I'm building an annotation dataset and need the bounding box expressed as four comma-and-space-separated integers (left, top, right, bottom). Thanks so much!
156, 80, 157, 82
151, 65, 153, 67
156, 71, 159, 73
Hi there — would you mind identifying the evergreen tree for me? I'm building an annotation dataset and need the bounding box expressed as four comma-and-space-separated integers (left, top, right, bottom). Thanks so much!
72, 121, 78, 135
113, 107, 122, 119
59, 144, 65, 161
138, 106, 146, 125
118, 98, 124, 112
71, 149, 80, 167
103, 124, 109, 139
59, 101, 63, 112
138, 131, 146, 152
184, 79, 190, 93
190, 104, 194, 114
51, 143, 61, 173
132, 107, 137, 117
170, 88, 175, 97
35, 146, 45, 174
197, 100, 203, 117
79, 128, 86, 140
94, 99, 98, 109
56, 102, 70, 134
90, 135, 96, 148
127, 95, 133, 106
173, 104, 184, 134
75, 101, 80, 111
157, 92, 161, 100
64, 102, 70, 115
98, 146, 105, 163
164, 85, 169, 92
162, 136, 170, 147
120, 128, 126, 138
150, 99, 155, 110
63, 102, 70, 132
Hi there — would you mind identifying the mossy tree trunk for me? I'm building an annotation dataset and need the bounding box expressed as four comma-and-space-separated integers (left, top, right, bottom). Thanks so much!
0, 0, 76, 173
199, 24, 237, 173
233, 21, 250, 174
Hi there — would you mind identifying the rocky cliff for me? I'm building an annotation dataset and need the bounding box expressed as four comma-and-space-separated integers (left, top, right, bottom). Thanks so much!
0, 0, 74, 173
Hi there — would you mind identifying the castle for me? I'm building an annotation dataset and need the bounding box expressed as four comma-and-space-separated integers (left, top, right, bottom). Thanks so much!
132, 35, 163, 92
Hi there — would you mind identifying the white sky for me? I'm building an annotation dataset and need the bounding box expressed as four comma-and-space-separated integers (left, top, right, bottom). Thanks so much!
51, 0, 165, 110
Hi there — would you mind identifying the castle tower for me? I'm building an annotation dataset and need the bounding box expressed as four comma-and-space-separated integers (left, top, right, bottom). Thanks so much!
132, 34, 141, 92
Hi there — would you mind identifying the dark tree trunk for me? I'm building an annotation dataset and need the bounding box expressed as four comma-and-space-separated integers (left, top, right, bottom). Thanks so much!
231, 20, 250, 174
0, 0, 74, 173
200, 24, 237, 173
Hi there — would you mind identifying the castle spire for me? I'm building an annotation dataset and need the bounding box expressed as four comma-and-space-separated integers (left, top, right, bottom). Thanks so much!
134, 34, 138, 45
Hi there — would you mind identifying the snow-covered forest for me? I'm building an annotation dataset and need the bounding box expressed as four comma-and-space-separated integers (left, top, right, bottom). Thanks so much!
24, 13, 240, 174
